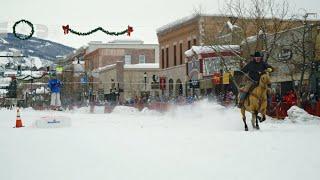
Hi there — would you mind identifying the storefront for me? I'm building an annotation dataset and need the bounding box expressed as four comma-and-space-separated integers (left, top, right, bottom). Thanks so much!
185, 45, 241, 97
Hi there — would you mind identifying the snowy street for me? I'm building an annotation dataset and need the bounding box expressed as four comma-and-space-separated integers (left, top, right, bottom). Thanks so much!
1, 100, 320, 180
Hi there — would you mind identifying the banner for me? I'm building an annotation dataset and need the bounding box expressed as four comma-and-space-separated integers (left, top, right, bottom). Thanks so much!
223, 72, 230, 84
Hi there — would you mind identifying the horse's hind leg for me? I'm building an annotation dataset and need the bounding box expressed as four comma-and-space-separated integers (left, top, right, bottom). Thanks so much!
259, 114, 266, 122
251, 113, 256, 128
255, 111, 260, 130
241, 108, 248, 131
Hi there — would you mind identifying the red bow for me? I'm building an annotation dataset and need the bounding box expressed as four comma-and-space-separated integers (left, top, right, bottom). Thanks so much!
127, 26, 133, 36
62, 25, 70, 35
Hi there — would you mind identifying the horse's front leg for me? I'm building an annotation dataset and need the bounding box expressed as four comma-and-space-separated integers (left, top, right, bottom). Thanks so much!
241, 108, 248, 131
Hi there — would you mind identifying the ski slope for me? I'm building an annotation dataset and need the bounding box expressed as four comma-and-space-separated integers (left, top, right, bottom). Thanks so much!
0, 100, 320, 180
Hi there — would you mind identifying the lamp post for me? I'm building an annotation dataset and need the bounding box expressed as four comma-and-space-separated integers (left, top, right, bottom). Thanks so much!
144, 72, 147, 91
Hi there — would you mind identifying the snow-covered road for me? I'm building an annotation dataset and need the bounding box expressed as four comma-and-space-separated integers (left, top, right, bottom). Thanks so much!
1, 100, 320, 180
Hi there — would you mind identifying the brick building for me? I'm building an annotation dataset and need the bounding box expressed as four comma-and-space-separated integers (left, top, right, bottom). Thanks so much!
156, 14, 240, 97
83, 40, 159, 102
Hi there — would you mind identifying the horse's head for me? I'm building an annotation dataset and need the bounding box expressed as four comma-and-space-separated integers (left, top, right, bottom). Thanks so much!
259, 69, 272, 86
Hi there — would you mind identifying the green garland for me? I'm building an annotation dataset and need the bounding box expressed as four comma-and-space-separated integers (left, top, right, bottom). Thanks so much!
13, 19, 35, 40
62, 25, 133, 36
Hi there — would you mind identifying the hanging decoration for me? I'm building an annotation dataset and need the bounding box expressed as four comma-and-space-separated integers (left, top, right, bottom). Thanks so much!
62, 25, 134, 36
13, 19, 35, 40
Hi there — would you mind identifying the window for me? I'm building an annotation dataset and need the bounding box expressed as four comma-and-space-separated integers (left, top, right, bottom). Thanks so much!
166, 47, 169, 68
179, 43, 183, 65
188, 40, 191, 49
174, 45, 177, 66
161, 49, 165, 69
193, 38, 197, 45
139, 55, 146, 64
124, 55, 131, 64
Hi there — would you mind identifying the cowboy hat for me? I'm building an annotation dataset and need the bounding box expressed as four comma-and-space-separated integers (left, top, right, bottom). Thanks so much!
251, 51, 263, 57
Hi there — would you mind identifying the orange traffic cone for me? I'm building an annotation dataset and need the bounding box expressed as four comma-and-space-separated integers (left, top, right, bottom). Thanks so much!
14, 108, 24, 128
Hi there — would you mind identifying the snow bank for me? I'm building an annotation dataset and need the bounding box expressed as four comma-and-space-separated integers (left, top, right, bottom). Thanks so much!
285, 106, 320, 123
112, 105, 140, 114
73, 106, 106, 114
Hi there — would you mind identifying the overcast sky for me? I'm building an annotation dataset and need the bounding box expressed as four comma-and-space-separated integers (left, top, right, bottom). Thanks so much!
1, 0, 319, 48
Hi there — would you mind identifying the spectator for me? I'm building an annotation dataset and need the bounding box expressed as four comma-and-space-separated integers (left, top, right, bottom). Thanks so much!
7, 76, 17, 98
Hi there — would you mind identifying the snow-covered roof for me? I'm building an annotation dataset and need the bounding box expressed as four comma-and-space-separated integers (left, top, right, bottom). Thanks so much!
157, 13, 231, 35
226, 21, 241, 31
124, 63, 159, 69
185, 45, 241, 57
108, 39, 144, 44
241, 35, 259, 45
4, 71, 17, 76
240, 25, 307, 45
0, 51, 52, 69
4, 71, 46, 81
0, 37, 9, 44
157, 14, 199, 34
0, 77, 11, 87
0, 89, 8, 94
35, 87, 50, 94
92, 63, 160, 73
92, 64, 117, 73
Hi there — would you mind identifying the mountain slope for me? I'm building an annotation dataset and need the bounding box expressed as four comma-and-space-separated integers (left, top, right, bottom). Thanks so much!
0, 33, 74, 61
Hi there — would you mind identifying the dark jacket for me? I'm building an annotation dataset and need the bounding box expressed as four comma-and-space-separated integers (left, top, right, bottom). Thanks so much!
241, 61, 272, 82
7, 79, 17, 98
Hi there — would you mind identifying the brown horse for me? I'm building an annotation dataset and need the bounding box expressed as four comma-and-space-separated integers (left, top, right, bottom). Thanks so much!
240, 71, 271, 131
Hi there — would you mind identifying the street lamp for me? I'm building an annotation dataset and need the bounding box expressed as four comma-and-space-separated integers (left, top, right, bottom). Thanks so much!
144, 72, 147, 91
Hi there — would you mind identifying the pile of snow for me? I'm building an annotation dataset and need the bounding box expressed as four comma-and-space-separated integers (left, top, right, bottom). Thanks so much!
285, 106, 320, 123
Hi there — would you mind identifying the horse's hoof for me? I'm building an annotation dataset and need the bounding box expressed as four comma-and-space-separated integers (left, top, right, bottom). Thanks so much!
255, 125, 260, 130
259, 117, 266, 123
245, 126, 248, 131
257, 116, 262, 121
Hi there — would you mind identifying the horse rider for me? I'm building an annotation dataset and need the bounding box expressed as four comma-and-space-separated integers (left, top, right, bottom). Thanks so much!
238, 51, 273, 108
